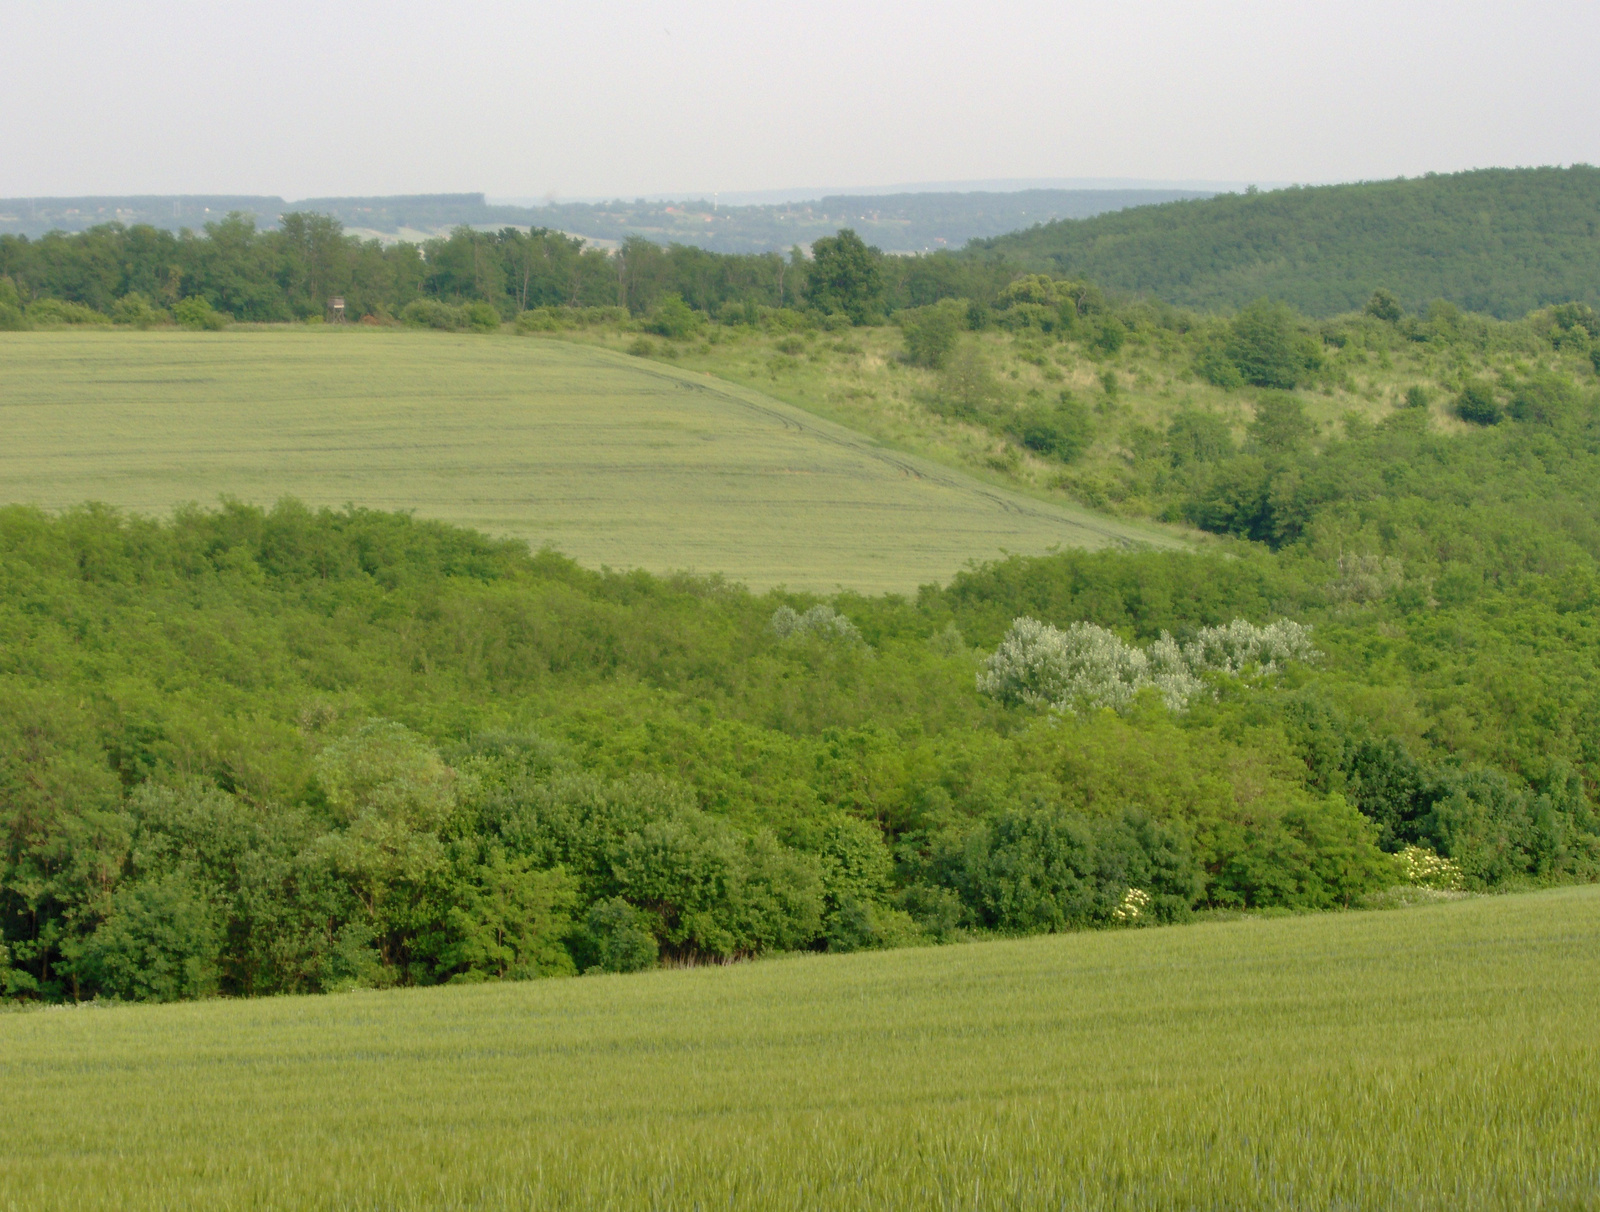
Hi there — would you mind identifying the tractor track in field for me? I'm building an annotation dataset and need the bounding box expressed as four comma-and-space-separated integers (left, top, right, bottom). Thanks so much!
604, 349, 1176, 550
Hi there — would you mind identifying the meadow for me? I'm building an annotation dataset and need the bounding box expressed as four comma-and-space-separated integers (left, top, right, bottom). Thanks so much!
2, 886, 1596, 1211
0, 329, 1169, 593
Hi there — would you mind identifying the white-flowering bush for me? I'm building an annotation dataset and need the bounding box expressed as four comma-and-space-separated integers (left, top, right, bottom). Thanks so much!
975, 618, 1148, 711
1111, 887, 1151, 923
1181, 618, 1320, 677
1399, 844, 1464, 891
770, 604, 865, 645
977, 616, 1319, 714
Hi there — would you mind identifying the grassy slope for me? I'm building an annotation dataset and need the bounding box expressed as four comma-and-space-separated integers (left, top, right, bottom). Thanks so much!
0, 329, 1169, 594
552, 312, 1538, 522
3, 887, 1595, 1211
973, 166, 1600, 317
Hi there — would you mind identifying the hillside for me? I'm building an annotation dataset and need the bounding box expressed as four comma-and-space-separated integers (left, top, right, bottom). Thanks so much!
0, 330, 1167, 592
976, 166, 1600, 317
3, 888, 1596, 1210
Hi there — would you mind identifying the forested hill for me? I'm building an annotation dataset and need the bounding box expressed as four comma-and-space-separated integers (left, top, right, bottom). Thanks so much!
974, 166, 1600, 318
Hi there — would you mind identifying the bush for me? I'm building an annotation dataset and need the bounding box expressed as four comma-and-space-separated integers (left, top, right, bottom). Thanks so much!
946, 807, 1201, 933
1248, 393, 1314, 453
1364, 289, 1404, 323
1454, 380, 1501, 425
898, 300, 964, 369
172, 296, 227, 331
1006, 394, 1092, 462
400, 299, 470, 331
933, 343, 1005, 420
1166, 410, 1235, 466
465, 302, 503, 332
26, 298, 111, 326
977, 616, 1317, 714
645, 294, 701, 340
111, 293, 169, 329
1193, 341, 1244, 388
1226, 299, 1317, 389
578, 897, 659, 973
1506, 371, 1580, 426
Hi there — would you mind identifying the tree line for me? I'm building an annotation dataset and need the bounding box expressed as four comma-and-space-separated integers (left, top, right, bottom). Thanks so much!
0, 214, 1007, 329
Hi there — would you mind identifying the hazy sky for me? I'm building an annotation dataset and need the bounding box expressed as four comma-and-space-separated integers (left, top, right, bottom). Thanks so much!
5, 0, 1597, 200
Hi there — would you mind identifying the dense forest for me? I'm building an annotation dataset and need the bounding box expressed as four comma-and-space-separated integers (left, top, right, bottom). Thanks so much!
976, 166, 1600, 317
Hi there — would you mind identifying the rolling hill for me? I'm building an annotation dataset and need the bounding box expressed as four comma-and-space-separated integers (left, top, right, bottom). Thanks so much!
0, 329, 1171, 592
976, 165, 1600, 317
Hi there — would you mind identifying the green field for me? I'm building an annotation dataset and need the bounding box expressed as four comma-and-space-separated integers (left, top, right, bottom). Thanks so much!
3, 888, 1596, 1211
0, 330, 1172, 592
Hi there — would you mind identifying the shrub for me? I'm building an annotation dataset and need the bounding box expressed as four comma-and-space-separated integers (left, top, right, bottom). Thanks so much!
111, 293, 169, 329
1006, 394, 1092, 463
1506, 371, 1580, 426
578, 898, 659, 973
770, 604, 865, 645
1248, 393, 1314, 453
172, 296, 227, 331
400, 299, 470, 331
1166, 410, 1235, 466
977, 616, 1317, 714
1090, 315, 1127, 355
946, 807, 1201, 933
1404, 384, 1431, 409
1226, 299, 1317, 389
645, 294, 701, 339
934, 343, 1005, 420
515, 308, 563, 333
1364, 289, 1404, 323
26, 298, 111, 326
1454, 380, 1501, 425
465, 302, 503, 332
898, 300, 963, 369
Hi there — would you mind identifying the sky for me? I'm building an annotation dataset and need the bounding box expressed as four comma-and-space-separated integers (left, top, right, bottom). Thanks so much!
4, 0, 1597, 201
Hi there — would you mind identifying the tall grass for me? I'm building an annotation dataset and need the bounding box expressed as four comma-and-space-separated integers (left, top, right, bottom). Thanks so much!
3, 887, 1595, 1210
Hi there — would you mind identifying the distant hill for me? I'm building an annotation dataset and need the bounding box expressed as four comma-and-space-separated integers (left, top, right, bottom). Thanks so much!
974, 166, 1600, 318
0, 188, 1210, 254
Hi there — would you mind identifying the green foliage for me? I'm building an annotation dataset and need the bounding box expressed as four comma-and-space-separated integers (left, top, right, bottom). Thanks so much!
644, 293, 701, 339
577, 897, 658, 972
1006, 394, 1092, 463
1364, 289, 1404, 323
898, 300, 964, 368
976, 166, 1600, 317
110, 293, 167, 328
805, 229, 884, 324
17, 501, 1572, 1002
1227, 299, 1317, 389
1454, 380, 1501, 425
26, 297, 111, 326
402, 298, 471, 330
171, 296, 226, 331
940, 807, 1201, 931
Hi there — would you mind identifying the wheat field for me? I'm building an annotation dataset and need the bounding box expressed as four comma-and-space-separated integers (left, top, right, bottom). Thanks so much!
2, 887, 1596, 1211
0, 329, 1172, 592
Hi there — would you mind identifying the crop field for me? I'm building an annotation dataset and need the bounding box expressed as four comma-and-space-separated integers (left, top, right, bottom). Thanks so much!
2, 887, 1596, 1211
0, 330, 1171, 592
